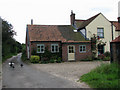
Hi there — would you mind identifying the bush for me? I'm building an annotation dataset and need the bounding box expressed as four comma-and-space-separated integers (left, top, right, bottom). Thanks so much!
40, 60, 49, 64
81, 56, 93, 61
49, 59, 55, 63
98, 54, 105, 60
21, 49, 27, 61
104, 51, 110, 57
103, 56, 110, 61
30, 55, 40, 63
56, 57, 62, 63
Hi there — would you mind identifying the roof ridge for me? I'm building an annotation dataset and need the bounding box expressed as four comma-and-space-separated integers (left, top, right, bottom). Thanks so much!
86, 13, 101, 21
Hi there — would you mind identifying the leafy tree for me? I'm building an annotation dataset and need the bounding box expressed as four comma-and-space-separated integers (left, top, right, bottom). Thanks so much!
2, 19, 22, 61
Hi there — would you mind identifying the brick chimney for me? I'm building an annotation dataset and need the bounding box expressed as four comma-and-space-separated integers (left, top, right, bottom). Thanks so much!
118, 1, 120, 23
70, 10, 75, 26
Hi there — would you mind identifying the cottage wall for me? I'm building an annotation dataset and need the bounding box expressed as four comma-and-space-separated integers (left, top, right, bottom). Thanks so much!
62, 43, 92, 61
30, 41, 61, 54
29, 41, 92, 61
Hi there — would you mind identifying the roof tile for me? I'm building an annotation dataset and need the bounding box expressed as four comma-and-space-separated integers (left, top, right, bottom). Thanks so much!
111, 35, 120, 42
27, 25, 87, 42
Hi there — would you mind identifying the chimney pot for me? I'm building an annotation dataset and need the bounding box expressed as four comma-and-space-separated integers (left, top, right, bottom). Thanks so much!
70, 10, 75, 26
31, 19, 33, 25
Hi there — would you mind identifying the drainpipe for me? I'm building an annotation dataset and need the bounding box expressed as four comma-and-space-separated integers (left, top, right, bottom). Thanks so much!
111, 22, 114, 40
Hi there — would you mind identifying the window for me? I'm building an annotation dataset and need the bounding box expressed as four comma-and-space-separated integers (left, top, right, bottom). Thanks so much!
79, 45, 86, 53
51, 44, 59, 53
97, 28, 104, 38
37, 44, 45, 53
68, 46, 74, 53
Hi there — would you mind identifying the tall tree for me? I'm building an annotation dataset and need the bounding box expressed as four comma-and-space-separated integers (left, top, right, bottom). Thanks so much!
2, 19, 17, 58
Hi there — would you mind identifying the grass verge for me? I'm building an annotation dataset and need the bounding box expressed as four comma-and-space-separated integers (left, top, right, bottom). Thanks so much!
79, 63, 120, 88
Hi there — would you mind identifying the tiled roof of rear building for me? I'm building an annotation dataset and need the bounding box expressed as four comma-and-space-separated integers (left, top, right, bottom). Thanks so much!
111, 35, 120, 42
111, 21, 120, 31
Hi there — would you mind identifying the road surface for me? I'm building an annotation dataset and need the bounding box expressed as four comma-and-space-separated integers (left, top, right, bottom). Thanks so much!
2, 53, 81, 88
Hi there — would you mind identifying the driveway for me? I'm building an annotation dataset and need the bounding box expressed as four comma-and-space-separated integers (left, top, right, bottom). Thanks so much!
32, 61, 110, 88
2, 54, 87, 88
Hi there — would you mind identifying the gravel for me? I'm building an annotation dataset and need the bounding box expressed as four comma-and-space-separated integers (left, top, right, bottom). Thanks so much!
32, 61, 110, 88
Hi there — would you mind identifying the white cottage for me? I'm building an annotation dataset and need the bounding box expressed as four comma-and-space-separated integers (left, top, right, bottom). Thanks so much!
70, 11, 116, 55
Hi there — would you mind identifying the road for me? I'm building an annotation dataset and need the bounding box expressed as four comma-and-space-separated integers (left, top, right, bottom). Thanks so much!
2, 53, 81, 88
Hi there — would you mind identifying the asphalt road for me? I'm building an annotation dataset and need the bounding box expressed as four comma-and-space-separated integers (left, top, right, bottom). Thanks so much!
2, 53, 81, 88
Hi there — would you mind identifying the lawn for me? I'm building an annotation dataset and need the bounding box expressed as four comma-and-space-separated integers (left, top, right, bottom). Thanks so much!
80, 63, 120, 88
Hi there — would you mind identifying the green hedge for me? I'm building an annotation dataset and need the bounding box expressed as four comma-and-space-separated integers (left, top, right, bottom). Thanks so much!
30, 55, 40, 63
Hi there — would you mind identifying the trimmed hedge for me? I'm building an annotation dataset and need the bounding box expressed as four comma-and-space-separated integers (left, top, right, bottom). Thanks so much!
30, 55, 40, 63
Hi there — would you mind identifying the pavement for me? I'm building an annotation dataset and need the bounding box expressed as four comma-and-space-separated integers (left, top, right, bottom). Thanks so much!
2, 53, 84, 88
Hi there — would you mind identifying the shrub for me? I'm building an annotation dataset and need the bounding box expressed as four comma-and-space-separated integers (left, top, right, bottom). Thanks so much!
30, 55, 40, 63
49, 59, 55, 63
98, 54, 105, 60
40, 60, 49, 64
56, 57, 62, 63
21, 49, 27, 61
104, 51, 110, 57
81, 56, 93, 61
103, 56, 110, 61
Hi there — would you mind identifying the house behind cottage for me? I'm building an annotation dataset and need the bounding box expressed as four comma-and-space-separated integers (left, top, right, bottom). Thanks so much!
26, 23, 92, 61
110, 36, 120, 64
110, 1, 120, 64
70, 11, 117, 55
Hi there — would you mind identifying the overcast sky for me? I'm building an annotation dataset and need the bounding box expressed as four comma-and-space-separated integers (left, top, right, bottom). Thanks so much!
0, 0, 120, 44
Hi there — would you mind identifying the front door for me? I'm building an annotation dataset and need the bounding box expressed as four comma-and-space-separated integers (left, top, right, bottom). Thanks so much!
98, 44, 104, 55
68, 45, 75, 61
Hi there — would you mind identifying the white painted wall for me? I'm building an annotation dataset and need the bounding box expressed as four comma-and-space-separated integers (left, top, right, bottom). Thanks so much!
86, 13, 116, 52
80, 29, 85, 36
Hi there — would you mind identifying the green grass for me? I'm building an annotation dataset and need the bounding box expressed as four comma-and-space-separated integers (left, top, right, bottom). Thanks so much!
80, 63, 120, 88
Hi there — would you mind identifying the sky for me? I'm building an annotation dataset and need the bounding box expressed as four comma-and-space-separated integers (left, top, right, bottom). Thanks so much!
0, 0, 120, 44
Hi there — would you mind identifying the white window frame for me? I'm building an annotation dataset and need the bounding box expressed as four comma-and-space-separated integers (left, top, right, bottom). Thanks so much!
79, 45, 86, 53
37, 44, 45, 53
51, 44, 59, 53
97, 28, 104, 38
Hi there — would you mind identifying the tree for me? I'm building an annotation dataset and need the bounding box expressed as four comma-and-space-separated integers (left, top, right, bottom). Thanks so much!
2, 19, 22, 60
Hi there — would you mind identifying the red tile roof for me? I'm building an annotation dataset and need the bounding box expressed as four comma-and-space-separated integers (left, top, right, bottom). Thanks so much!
27, 25, 66, 42
27, 25, 88, 43
111, 21, 120, 31
111, 35, 120, 42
